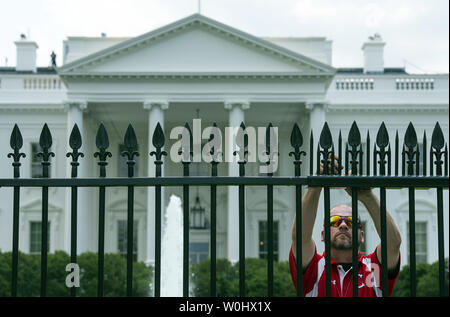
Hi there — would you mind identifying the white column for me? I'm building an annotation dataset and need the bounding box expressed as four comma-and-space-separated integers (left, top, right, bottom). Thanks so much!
306, 102, 326, 174
63, 101, 89, 254
224, 100, 249, 263
144, 100, 169, 265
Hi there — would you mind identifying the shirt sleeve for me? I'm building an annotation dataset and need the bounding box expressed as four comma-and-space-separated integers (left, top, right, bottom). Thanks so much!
368, 249, 401, 296
289, 246, 321, 296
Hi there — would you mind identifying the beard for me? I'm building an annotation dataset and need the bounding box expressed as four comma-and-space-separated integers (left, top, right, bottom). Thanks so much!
331, 233, 360, 250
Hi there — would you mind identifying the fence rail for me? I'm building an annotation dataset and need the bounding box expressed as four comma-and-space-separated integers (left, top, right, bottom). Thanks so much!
1, 120, 448, 297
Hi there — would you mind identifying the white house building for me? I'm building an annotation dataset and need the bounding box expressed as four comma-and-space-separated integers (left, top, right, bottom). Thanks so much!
0, 14, 448, 268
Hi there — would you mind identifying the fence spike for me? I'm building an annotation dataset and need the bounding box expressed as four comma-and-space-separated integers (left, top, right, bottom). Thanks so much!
69, 124, 82, 151
95, 123, 110, 151
39, 123, 53, 150
290, 123, 303, 149
234, 122, 248, 163
404, 122, 418, 175
422, 131, 427, 176
123, 124, 138, 152
37, 124, 55, 173
10, 124, 24, 151
319, 122, 332, 151
376, 122, 389, 149
348, 121, 361, 148
66, 124, 84, 176
376, 122, 390, 176
404, 122, 418, 149
152, 123, 165, 149
8, 124, 26, 178
94, 123, 112, 177
431, 122, 444, 151
431, 122, 445, 176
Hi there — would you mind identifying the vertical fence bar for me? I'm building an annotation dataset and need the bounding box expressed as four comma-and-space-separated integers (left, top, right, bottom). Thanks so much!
395, 131, 399, 176
267, 178, 273, 297
67, 124, 83, 297
380, 187, 388, 296
181, 122, 192, 297
37, 123, 54, 297
376, 122, 389, 296
8, 124, 25, 297
94, 123, 111, 297
210, 160, 218, 296
431, 122, 446, 296
289, 123, 305, 297
235, 122, 248, 297
266, 123, 276, 297
348, 121, 361, 297
150, 122, 166, 298
122, 124, 139, 297
366, 132, 370, 176
319, 122, 332, 297
404, 122, 418, 297
208, 122, 220, 297
309, 132, 313, 175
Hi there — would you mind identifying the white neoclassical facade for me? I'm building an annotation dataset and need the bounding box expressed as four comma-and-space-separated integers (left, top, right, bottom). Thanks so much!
0, 14, 448, 267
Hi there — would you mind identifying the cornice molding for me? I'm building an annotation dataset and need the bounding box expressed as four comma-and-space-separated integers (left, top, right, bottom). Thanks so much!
0, 103, 64, 112
59, 71, 335, 80
326, 103, 449, 112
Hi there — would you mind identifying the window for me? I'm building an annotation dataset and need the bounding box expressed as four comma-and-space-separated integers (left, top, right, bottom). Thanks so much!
407, 221, 427, 264
31, 142, 51, 178
189, 242, 209, 264
259, 221, 279, 261
117, 220, 138, 261
29, 221, 50, 254
118, 144, 139, 177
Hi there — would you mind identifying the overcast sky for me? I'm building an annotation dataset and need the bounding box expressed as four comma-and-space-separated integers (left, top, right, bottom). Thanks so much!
0, 0, 448, 73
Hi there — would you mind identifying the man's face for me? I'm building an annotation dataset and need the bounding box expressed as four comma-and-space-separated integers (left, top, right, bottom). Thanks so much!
322, 205, 364, 251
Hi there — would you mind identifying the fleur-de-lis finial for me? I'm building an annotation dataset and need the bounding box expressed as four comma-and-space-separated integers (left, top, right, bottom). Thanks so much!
7, 124, 26, 178
66, 124, 84, 177
376, 122, 390, 175
318, 122, 333, 174
150, 123, 167, 177
289, 123, 306, 176
36, 123, 55, 178
347, 121, 361, 175
403, 122, 418, 175
234, 122, 248, 163
431, 122, 445, 175
94, 123, 112, 177
209, 122, 222, 163
121, 124, 140, 177
177, 123, 193, 163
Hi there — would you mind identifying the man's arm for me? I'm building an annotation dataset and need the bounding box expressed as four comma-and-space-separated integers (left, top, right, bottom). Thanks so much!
291, 187, 321, 269
357, 190, 402, 271
291, 155, 341, 269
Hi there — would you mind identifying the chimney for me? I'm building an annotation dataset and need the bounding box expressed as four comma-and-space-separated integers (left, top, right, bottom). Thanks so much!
362, 33, 385, 73
15, 34, 38, 72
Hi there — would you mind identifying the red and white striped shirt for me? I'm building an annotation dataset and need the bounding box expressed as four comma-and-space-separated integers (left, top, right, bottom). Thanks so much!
289, 247, 399, 297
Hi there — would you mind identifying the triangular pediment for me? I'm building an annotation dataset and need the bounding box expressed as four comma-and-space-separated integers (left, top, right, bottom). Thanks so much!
59, 14, 335, 76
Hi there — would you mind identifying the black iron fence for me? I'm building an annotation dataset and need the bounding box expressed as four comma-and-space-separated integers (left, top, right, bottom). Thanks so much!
0, 120, 448, 297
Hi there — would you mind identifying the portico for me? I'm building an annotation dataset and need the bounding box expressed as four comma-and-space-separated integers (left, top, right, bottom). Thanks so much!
58, 13, 335, 263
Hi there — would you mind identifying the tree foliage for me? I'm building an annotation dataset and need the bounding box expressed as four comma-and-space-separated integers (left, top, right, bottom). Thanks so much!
0, 251, 153, 297
391, 258, 449, 297
190, 257, 296, 297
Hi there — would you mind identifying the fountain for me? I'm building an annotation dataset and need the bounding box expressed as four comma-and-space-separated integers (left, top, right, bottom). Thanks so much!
160, 194, 184, 297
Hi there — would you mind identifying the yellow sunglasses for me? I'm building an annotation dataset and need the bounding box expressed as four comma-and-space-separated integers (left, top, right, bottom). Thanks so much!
329, 215, 362, 229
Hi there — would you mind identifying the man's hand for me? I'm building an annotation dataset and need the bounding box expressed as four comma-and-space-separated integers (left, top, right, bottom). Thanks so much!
344, 170, 374, 203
